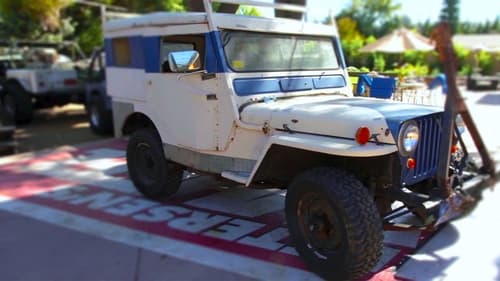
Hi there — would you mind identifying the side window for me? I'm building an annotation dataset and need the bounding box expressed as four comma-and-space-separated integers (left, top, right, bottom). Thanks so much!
112, 38, 131, 67
161, 35, 205, 72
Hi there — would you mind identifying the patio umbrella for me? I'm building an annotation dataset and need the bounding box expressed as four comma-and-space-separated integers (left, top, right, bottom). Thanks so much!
359, 28, 434, 53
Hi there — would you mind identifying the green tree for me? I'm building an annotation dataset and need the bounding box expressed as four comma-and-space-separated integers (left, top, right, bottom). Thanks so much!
336, 17, 363, 41
0, 0, 71, 40
439, 0, 460, 33
64, 0, 185, 53
112, 0, 184, 13
416, 19, 434, 36
237, 6, 262, 16
337, 0, 402, 37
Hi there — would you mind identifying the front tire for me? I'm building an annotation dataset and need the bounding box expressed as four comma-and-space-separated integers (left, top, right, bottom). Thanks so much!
126, 128, 183, 200
285, 167, 383, 281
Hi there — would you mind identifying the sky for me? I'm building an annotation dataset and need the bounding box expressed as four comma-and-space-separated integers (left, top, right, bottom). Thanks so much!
308, 0, 499, 23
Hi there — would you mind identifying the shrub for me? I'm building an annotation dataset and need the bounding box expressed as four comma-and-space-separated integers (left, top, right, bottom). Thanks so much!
373, 54, 386, 72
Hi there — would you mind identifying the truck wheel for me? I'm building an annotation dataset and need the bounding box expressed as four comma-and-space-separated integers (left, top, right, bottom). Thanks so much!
3, 82, 33, 124
1, 93, 16, 125
126, 128, 183, 200
285, 167, 383, 280
87, 95, 113, 135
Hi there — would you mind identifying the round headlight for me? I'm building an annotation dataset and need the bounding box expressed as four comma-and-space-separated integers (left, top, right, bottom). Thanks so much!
398, 121, 420, 156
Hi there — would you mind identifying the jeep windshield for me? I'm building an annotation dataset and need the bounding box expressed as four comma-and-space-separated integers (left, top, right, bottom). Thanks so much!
222, 30, 340, 72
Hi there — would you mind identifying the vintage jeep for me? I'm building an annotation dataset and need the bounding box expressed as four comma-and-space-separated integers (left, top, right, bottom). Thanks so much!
104, 1, 487, 280
0, 41, 86, 124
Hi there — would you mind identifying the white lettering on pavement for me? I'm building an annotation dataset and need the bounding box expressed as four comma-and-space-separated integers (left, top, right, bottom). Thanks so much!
238, 228, 289, 251
133, 206, 191, 222
204, 219, 264, 241
168, 211, 231, 233
69, 191, 132, 210
104, 198, 158, 216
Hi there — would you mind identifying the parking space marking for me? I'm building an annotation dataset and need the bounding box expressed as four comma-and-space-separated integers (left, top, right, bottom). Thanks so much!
0, 196, 317, 281
0, 138, 449, 280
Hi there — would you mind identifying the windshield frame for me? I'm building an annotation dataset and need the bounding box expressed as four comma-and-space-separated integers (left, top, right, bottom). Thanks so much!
221, 30, 342, 73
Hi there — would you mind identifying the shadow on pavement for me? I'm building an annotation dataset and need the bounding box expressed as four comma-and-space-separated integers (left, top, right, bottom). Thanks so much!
496, 256, 500, 281
399, 225, 460, 280
477, 93, 500, 105
14, 104, 108, 153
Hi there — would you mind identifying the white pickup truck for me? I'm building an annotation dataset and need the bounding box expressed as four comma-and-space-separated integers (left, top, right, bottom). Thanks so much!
0, 42, 86, 124
104, 1, 486, 279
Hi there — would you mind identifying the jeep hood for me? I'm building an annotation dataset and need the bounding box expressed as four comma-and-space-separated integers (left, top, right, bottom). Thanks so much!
240, 95, 441, 143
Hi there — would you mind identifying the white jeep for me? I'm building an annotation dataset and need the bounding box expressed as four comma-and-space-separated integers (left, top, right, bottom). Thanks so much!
0, 41, 86, 124
104, 1, 468, 279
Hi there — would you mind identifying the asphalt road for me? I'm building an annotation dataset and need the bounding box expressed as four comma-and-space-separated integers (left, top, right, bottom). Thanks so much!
14, 104, 108, 153
1, 89, 499, 281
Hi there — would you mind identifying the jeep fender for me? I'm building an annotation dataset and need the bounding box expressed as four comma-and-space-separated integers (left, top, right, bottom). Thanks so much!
246, 132, 397, 186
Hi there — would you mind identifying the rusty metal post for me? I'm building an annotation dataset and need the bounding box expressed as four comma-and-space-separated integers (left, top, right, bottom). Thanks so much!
432, 22, 496, 198
431, 22, 495, 225
432, 23, 459, 198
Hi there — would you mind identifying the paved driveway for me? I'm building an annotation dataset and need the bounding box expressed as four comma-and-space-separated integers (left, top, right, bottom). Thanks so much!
0, 90, 499, 281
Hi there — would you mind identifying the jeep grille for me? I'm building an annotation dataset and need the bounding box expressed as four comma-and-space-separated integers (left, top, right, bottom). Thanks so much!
402, 113, 442, 186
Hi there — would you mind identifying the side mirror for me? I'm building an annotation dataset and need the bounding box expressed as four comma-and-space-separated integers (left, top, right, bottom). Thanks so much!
168, 50, 201, 73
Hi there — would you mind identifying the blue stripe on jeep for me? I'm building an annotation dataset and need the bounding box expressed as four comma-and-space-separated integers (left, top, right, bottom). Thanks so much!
104, 39, 114, 67
130, 36, 145, 69
280, 77, 314, 92
206, 31, 229, 73
234, 78, 282, 96
143, 36, 161, 73
313, 75, 347, 89
233, 75, 347, 96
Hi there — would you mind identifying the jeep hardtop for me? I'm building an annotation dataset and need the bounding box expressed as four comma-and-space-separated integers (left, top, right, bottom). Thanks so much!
104, 1, 486, 279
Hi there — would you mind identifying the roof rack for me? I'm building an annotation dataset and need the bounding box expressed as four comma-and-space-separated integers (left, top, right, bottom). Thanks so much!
208, 0, 307, 13
202, 0, 308, 28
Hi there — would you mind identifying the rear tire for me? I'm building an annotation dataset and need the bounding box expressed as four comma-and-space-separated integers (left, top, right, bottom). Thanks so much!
87, 94, 113, 135
3, 82, 33, 125
285, 167, 383, 280
126, 128, 183, 200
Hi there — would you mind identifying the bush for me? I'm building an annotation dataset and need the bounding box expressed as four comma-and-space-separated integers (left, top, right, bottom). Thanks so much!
391, 63, 430, 78
477, 51, 493, 75
373, 54, 386, 72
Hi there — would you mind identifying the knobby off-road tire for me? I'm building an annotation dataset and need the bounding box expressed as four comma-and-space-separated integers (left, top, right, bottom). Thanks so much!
87, 95, 113, 135
127, 128, 183, 200
285, 167, 383, 281
3, 82, 33, 124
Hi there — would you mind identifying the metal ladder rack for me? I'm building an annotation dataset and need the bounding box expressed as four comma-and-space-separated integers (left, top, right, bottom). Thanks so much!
202, 0, 308, 29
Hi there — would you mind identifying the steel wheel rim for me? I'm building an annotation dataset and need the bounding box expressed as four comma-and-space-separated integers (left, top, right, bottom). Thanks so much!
135, 142, 159, 186
297, 192, 342, 259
